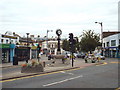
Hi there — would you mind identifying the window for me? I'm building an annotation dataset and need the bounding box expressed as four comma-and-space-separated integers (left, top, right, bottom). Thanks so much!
11, 40, 13, 44
1, 39, 4, 43
106, 42, 109, 47
111, 40, 116, 46
103, 43, 105, 47
119, 39, 120, 45
6, 40, 8, 44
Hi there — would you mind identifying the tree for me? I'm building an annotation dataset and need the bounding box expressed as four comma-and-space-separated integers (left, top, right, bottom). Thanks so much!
62, 39, 70, 51
74, 37, 80, 52
80, 30, 101, 52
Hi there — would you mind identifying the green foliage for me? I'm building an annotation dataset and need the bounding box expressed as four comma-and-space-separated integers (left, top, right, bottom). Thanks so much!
62, 37, 80, 52
74, 37, 80, 51
62, 39, 70, 51
80, 30, 101, 52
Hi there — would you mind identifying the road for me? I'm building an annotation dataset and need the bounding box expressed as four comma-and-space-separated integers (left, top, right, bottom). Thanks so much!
2, 60, 119, 88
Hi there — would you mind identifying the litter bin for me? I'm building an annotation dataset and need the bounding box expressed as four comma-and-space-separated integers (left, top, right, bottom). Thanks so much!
13, 56, 18, 65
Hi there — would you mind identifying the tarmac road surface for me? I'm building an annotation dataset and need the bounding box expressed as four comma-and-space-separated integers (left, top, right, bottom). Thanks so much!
2, 61, 119, 88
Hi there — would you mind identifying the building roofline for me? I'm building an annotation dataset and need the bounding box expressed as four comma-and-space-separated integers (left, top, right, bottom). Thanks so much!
103, 31, 120, 38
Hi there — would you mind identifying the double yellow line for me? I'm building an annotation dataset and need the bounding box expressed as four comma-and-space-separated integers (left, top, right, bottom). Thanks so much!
96, 62, 107, 66
115, 87, 120, 90
110, 62, 120, 64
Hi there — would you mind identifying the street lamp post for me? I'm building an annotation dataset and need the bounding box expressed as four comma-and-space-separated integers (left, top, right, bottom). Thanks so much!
26, 33, 30, 47
26, 33, 30, 63
37, 35, 41, 59
46, 30, 53, 56
95, 22, 103, 45
95, 22, 103, 55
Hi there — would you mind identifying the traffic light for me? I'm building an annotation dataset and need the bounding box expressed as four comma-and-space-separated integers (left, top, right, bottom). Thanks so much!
69, 33, 73, 39
68, 33, 75, 67
73, 39, 76, 44
69, 33, 73, 46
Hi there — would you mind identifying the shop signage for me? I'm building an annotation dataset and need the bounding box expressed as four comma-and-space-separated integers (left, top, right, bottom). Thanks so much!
2, 44, 10, 48
31, 46, 37, 49
2, 35, 17, 39
17, 47, 28, 49
10, 44, 15, 49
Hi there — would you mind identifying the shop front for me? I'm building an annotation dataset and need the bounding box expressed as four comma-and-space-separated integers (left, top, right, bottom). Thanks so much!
104, 47, 120, 58
10, 44, 16, 62
15, 46, 30, 61
31, 46, 37, 59
1, 44, 10, 63
117, 48, 120, 58
0, 44, 2, 64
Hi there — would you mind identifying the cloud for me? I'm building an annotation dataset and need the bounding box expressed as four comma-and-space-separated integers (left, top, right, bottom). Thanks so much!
0, 0, 119, 38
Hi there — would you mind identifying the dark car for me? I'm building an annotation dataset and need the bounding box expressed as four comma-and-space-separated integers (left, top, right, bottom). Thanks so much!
77, 54, 85, 59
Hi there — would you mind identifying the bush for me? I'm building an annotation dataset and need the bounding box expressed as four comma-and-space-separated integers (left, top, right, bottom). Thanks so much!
21, 60, 42, 67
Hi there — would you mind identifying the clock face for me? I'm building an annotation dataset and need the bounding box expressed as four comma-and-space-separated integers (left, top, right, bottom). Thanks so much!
58, 30, 62, 34
56, 29, 62, 35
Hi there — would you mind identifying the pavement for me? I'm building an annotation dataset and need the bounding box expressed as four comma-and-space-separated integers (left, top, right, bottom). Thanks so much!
0, 56, 109, 81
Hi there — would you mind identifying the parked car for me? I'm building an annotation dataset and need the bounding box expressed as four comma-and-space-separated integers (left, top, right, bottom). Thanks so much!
95, 55, 105, 60
100, 55, 105, 60
81, 54, 86, 59
67, 53, 71, 57
76, 53, 86, 59
77, 54, 82, 58
73, 53, 78, 58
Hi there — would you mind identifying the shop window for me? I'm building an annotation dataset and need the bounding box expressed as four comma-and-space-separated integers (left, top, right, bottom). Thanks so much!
107, 42, 109, 47
103, 43, 105, 47
1, 39, 4, 43
119, 39, 120, 45
111, 40, 116, 46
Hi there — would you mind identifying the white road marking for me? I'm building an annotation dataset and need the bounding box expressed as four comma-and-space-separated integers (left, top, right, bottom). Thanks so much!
68, 73, 74, 75
60, 71, 74, 75
60, 71, 66, 73
43, 75, 83, 87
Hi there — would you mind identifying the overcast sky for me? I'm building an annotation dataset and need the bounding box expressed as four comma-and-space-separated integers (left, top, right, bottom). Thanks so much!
0, 0, 119, 38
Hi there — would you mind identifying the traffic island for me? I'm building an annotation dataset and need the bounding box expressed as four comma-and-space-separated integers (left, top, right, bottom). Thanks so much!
21, 60, 44, 73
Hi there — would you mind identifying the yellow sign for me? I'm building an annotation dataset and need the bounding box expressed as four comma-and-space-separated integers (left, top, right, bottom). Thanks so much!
2, 35, 17, 39
31, 46, 37, 49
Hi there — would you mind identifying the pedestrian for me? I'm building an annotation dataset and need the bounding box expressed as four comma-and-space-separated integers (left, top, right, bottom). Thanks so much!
38, 53, 41, 62
84, 53, 88, 63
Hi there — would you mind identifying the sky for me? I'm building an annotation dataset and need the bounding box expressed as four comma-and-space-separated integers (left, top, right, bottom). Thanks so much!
0, 0, 119, 38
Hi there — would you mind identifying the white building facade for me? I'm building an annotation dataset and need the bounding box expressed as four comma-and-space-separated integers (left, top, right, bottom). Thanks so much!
42, 40, 64, 55
0, 32, 19, 63
103, 33, 120, 58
